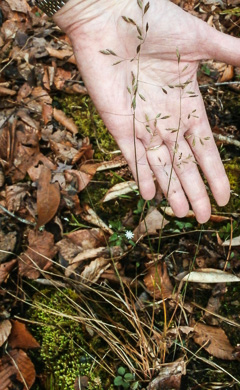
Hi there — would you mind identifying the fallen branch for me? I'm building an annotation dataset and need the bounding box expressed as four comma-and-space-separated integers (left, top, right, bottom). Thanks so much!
213, 133, 240, 148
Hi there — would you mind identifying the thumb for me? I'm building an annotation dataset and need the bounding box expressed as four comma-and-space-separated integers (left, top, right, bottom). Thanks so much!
202, 23, 240, 66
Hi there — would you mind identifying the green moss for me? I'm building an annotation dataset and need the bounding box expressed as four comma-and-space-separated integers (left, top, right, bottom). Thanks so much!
55, 94, 117, 161
28, 288, 105, 390
223, 157, 240, 212
210, 157, 240, 213
224, 158, 240, 193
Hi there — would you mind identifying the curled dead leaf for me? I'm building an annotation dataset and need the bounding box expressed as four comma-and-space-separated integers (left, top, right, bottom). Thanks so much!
219, 65, 234, 82
133, 207, 169, 241
161, 207, 230, 222
102, 181, 138, 202
0, 320, 12, 347
53, 108, 78, 135
81, 205, 113, 235
0, 259, 17, 285
144, 261, 173, 300
222, 236, 240, 246
180, 268, 240, 283
80, 257, 110, 285
147, 358, 186, 390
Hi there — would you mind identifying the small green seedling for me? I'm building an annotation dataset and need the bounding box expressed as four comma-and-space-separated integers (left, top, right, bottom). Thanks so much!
114, 367, 139, 389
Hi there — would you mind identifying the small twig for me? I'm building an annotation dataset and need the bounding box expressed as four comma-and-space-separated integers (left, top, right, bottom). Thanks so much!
213, 133, 240, 148
199, 81, 240, 89
0, 204, 36, 226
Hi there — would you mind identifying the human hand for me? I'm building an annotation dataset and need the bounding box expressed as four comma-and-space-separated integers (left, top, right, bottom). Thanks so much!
53, 0, 238, 223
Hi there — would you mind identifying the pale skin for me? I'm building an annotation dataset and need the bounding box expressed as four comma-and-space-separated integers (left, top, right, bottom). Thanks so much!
53, 0, 240, 223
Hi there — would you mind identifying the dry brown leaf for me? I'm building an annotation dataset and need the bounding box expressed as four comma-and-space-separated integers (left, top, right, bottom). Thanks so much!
0, 86, 16, 96
0, 361, 16, 390
1, 19, 18, 40
6, 183, 29, 212
53, 108, 78, 135
144, 261, 173, 300
8, 320, 40, 349
27, 154, 56, 182
133, 207, 169, 241
66, 246, 123, 277
8, 124, 41, 182
193, 323, 235, 360
67, 228, 106, 250
50, 140, 79, 163
5, 0, 31, 13
64, 83, 87, 94
18, 230, 57, 279
46, 46, 77, 65
42, 102, 53, 124
79, 163, 99, 177
72, 144, 94, 164
11, 349, 36, 388
0, 349, 36, 389
64, 169, 92, 192
70, 247, 106, 264
37, 165, 60, 228
205, 295, 221, 326
0, 126, 8, 161
17, 110, 38, 130
80, 257, 110, 284
56, 238, 82, 263
53, 68, 72, 90
0, 320, 12, 347
0, 166, 5, 187
0, 259, 17, 285
17, 82, 32, 101
0, 230, 17, 262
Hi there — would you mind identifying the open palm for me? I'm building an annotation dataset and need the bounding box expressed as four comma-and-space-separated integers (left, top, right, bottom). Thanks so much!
54, 0, 239, 222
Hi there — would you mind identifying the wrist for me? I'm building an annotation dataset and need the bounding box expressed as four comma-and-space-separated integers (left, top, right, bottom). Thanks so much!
52, 0, 111, 34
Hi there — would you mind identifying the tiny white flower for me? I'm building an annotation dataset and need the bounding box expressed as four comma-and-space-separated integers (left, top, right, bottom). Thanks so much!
125, 230, 134, 240
109, 224, 112, 228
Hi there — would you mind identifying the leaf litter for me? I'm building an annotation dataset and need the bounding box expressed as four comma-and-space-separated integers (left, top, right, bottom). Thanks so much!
0, 0, 240, 388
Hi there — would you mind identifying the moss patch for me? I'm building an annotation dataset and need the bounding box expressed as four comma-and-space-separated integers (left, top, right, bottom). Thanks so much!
28, 288, 108, 390
55, 94, 117, 161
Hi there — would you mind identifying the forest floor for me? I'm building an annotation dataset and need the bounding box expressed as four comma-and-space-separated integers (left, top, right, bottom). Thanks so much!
0, 0, 240, 389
